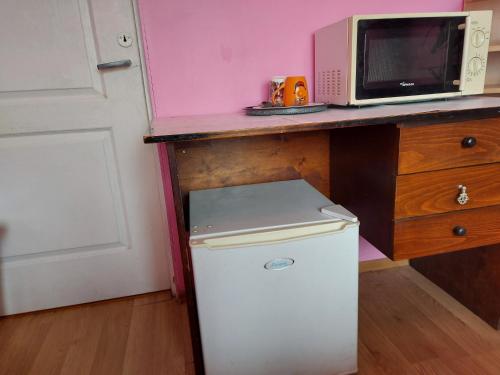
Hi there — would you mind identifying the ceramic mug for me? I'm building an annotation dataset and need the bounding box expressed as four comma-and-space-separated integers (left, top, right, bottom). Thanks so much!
270, 76, 285, 107
283, 76, 309, 106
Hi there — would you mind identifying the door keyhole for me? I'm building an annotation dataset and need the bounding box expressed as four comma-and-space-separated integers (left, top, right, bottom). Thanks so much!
118, 33, 133, 48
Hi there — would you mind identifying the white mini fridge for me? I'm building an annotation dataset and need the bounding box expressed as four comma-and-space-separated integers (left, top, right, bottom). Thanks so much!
189, 179, 359, 375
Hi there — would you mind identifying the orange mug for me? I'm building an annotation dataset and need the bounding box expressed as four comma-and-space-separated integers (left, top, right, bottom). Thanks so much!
283, 76, 309, 106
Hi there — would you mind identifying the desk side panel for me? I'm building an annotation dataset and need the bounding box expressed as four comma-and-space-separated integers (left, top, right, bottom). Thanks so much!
411, 244, 500, 330
331, 124, 399, 258
166, 143, 204, 374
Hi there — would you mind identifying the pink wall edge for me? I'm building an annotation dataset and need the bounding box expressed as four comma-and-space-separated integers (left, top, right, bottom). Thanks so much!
156, 144, 186, 296
137, 0, 187, 295
138, 0, 464, 296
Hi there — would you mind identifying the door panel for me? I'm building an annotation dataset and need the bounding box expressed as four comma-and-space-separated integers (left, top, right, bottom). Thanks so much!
0, 0, 103, 95
0, 130, 127, 258
0, 0, 170, 315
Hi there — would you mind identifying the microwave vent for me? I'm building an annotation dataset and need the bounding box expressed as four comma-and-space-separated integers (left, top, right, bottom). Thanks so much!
318, 70, 342, 98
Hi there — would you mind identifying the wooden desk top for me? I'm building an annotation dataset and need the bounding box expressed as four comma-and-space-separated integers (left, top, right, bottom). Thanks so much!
144, 96, 500, 143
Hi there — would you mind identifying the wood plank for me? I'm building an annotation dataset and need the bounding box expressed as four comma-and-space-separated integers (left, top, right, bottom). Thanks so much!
357, 342, 391, 375
144, 96, 500, 143
395, 163, 500, 219
0, 311, 56, 375
395, 268, 500, 356
360, 271, 468, 364
58, 305, 107, 375
400, 266, 500, 343
398, 118, 500, 174
489, 44, 500, 52
484, 85, 500, 94
410, 357, 490, 375
87, 298, 134, 375
123, 293, 188, 375
0, 292, 192, 375
394, 205, 500, 259
410, 358, 458, 375
359, 258, 409, 273
469, 349, 500, 374
175, 131, 331, 203
358, 309, 414, 374
29, 308, 88, 375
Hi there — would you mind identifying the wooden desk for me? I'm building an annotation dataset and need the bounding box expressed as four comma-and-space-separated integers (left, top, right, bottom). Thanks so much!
145, 97, 500, 374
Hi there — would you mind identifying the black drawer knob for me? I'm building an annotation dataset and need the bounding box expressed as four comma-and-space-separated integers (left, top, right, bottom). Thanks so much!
462, 137, 477, 148
453, 226, 467, 236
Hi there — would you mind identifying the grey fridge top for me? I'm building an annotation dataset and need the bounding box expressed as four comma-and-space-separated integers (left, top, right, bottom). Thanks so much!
189, 179, 355, 240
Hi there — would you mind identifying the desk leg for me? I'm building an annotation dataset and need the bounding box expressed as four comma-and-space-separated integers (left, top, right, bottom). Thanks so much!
166, 143, 205, 374
411, 244, 500, 330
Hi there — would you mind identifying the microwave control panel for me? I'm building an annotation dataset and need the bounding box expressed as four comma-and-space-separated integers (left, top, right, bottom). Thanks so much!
462, 11, 493, 95
467, 29, 489, 76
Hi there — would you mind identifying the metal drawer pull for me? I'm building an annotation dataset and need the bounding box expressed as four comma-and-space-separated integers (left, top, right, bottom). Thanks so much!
462, 136, 477, 148
456, 185, 469, 205
453, 226, 467, 236
97, 59, 132, 71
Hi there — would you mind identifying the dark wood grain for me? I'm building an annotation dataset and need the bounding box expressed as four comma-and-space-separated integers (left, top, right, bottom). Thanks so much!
398, 118, 500, 174
394, 205, 500, 259
331, 124, 400, 259
395, 163, 500, 219
412, 244, 500, 330
166, 144, 205, 375
175, 131, 331, 206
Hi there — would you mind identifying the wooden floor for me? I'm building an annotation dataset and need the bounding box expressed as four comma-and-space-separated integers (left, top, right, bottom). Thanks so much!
3, 266, 500, 374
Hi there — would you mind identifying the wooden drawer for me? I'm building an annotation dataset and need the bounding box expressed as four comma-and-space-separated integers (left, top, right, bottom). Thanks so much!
393, 206, 500, 259
395, 163, 500, 219
398, 119, 500, 174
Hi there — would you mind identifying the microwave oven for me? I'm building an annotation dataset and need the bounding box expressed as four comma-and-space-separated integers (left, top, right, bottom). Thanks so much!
315, 11, 493, 106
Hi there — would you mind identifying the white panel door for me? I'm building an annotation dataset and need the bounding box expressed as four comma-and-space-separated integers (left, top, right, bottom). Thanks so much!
0, 0, 170, 315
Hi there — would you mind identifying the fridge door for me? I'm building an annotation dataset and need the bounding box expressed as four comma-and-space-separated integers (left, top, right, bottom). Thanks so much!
192, 223, 359, 375
190, 221, 356, 249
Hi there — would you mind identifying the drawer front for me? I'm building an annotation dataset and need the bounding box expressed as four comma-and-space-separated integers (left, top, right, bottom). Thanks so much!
393, 206, 500, 259
398, 119, 500, 174
395, 163, 500, 219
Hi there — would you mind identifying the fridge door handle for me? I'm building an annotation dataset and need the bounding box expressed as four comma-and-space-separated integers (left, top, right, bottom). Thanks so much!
321, 204, 358, 222
190, 221, 358, 250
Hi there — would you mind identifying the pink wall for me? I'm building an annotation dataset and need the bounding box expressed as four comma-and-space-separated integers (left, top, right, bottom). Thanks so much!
139, 0, 463, 118
138, 0, 463, 295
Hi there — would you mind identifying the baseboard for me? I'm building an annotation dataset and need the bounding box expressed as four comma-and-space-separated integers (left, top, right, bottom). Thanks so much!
359, 258, 409, 273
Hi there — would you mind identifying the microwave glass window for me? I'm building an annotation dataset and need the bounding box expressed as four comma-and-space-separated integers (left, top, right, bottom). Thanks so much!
356, 17, 465, 100
365, 27, 447, 85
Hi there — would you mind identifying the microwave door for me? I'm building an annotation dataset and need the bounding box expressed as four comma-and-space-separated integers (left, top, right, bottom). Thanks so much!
355, 17, 465, 101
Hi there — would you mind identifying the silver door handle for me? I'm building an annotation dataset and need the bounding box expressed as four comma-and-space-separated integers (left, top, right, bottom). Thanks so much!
97, 59, 132, 71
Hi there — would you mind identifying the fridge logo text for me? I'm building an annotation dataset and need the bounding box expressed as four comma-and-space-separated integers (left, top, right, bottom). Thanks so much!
264, 258, 295, 271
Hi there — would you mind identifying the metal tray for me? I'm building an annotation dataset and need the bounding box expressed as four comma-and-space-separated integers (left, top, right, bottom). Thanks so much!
245, 103, 327, 116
